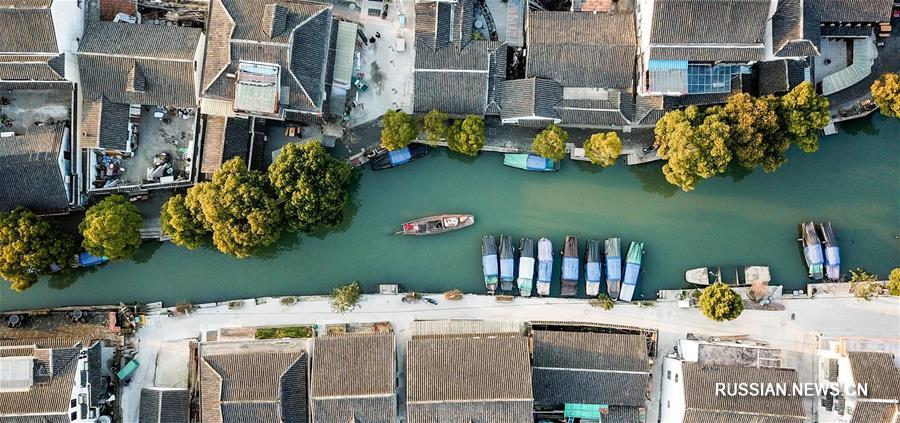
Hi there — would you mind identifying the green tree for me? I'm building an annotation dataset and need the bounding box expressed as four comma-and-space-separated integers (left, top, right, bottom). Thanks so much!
160, 194, 207, 249
778, 81, 830, 153
269, 141, 353, 232
887, 268, 900, 296
698, 282, 744, 321
583, 132, 622, 167
0, 208, 77, 291
380, 110, 417, 150
721, 93, 787, 172
422, 109, 449, 143
79, 195, 142, 261
871, 72, 900, 118
447, 114, 485, 156
186, 157, 283, 258
655, 106, 732, 191
532, 124, 568, 160
331, 281, 362, 313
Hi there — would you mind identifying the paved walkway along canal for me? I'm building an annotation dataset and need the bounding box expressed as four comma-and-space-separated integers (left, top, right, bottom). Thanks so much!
1, 115, 898, 311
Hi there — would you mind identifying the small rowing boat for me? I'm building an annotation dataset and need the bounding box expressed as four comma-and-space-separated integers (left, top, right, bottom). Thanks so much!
499, 234, 515, 291
502, 153, 560, 172
560, 236, 579, 297
818, 222, 841, 281
605, 237, 621, 300
536, 238, 553, 296
369, 144, 429, 170
482, 234, 499, 294
585, 239, 603, 296
800, 222, 824, 281
620, 241, 643, 302
396, 214, 474, 235
685, 266, 771, 286
517, 238, 536, 297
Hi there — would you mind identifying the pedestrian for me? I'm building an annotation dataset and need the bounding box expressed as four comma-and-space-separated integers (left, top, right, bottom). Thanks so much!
376, 32, 381, 38
370, 36, 376, 44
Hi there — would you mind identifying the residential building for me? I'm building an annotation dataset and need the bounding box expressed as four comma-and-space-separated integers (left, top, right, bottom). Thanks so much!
530, 323, 656, 422
198, 339, 309, 422
309, 333, 397, 422
413, 0, 506, 117
139, 387, 189, 423
0, 341, 104, 422
0, 125, 74, 214
77, 21, 204, 193
0, 0, 85, 82
816, 336, 900, 422
659, 336, 806, 422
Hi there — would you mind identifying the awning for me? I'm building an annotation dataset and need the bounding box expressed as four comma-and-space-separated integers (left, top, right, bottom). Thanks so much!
332, 21, 358, 87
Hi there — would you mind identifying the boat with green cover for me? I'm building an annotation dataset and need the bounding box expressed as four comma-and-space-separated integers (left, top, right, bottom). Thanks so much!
517, 238, 536, 297
620, 241, 644, 302
502, 154, 560, 172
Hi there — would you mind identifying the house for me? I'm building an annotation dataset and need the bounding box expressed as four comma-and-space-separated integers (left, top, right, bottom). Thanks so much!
0, 125, 74, 214
816, 336, 900, 422
199, 115, 254, 179
659, 336, 805, 422
0, 0, 85, 82
199, 339, 309, 422
501, 11, 637, 128
413, 0, 506, 117
530, 324, 655, 422
405, 320, 533, 422
77, 21, 203, 193
139, 387, 190, 423
309, 333, 397, 422
0, 341, 104, 422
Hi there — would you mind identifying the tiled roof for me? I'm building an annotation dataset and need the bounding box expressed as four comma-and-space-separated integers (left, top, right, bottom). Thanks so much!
0, 0, 52, 7
848, 351, 900, 401
87, 342, 103, 407
414, 0, 474, 51
526, 12, 636, 89
807, 0, 893, 23
649, 46, 765, 62
850, 402, 897, 423
683, 409, 806, 423
776, 40, 818, 58
650, 0, 770, 45
0, 125, 69, 213
0, 54, 65, 80
758, 60, 791, 95
682, 363, 805, 420
0, 8, 56, 53
309, 397, 396, 423
0, 344, 82, 420
79, 97, 129, 150
201, 0, 334, 114
414, 71, 487, 115
500, 78, 562, 120
772, 0, 819, 57
79, 22, 200, 61
201, 116, 252, 174
406, 335, 532, 423
139, 388, 189, 423
533, 369, 649, 407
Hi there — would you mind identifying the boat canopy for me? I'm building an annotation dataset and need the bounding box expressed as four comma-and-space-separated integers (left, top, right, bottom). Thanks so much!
561, 237, 579, 280
518, 238, 536, 295
388, 147, 412, 165
503, 154, 559, 171
819, 222, 841, 280
623, 242, 643, 285
499, 235, 515, 281
585, 240, 602, 283
537, 238, 553, 282
605, 238, 622, 282
78, 251, 108, 267
802, 223, 824, 281
482, 235, 498, 277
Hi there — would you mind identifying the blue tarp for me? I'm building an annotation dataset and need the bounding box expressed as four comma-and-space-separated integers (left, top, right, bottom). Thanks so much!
561, 257, 579, 280
388, 148, 412, 165
78, 252, 108, 267
804, 245, 824, 266
649, 59, 688, 70
624, 262, 640, 285
606, 257, 622, 281
586, 262, 601, 283
500, 258, 515, 280
526, 155, 551, 171
538, 261, 552, 282
825, 247, 840, 266
482, 255, 498, 277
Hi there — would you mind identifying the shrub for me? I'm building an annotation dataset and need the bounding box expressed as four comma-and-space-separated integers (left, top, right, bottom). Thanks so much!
532, 124, 568, 160
380, 110, 417, 150
888, 268, 900, 296
331, 281, 362, 313
698, 282, 744, 321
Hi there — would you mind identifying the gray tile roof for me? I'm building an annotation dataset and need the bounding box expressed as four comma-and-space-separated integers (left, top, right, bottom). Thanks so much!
0, 8, 56, 54
0, 125, 69, 213
79, 22, 200, 61
0, 54, 64, 80
501, 78, 634, 127
201, 116, 252, 174
201, 0, 334, 114
650, 0, 770, 45
310, 397, 396, 423
758, 60, 791, 95
848, 351, 900, 401
526, 11, 636, 89
500, 78, 562, 120
649, 46, 765, 62
139, 388, 189, 423
414, 71, 488, 115
807, 0, 893, 23
683, 409, 806, 423
682, 363, 805, 421
406, 335, 532, 423
0, 343, 83, 420
0, 0, 52, 7
533, 369, 649, 407
79, 98, 129, 150
772, 0, 819, 57
850, 402, 897, 423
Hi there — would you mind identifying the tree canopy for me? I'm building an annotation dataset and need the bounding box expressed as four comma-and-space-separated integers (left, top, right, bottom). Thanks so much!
185, 157, 283, 258
447, 115, 485, 156
532, 124, 568, 160
583, 132, 622, 167
777, 81, 830, 153
698, 282, 744, 321
160, 194, 207, 249
888, 268, 900, 296
655, 106, 732, 191
269, 141, 353, 233
422, 109, 449, 143
720, 93, 787, 172
1, 208, 77, 291
79, 195, 142, 261
380, 110, 417, 150
331, 281, 362, 313
871, 72, 900, 118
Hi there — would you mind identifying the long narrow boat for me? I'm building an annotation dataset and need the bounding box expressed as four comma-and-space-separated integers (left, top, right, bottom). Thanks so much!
818, 222, 841, 281
685, 265, 771, 287
620, 241, 644, 302
499, 234, 515, 291
517, 238, 536, 297
396, 214, 474, 235
605, 237, 622, 300
369, 144, 429, 170
536, 238, 553, 296
482, 234, 499, 293
585, 239, 603, 296
800, 222, 824, 281
502, 153, 560, 172
560, 236, 579, 297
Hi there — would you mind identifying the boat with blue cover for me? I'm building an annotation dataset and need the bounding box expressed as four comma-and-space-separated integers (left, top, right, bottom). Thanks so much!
560, 236, 579, 297
800, 222, 824, 281
605, 237, 622, 300
817, 222, 841, 281
585, 239, 603, 296
51, 251, 109, 272
620, 241, 643, 302
517, 238, 536, 297
499, 234, 515, 291
536, 238, 553, 296
482, 234, 499, 293
369, 144, 429, 170
502, 154, 560, 172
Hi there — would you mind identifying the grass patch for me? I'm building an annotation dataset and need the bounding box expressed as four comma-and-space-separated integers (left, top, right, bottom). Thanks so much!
255, 326, 313, 339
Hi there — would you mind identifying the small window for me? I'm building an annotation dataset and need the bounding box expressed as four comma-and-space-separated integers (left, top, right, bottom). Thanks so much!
675, 373, 679, 383
667, 370, 671, 380
71, 412, 77, 420
70, 399, 76, 408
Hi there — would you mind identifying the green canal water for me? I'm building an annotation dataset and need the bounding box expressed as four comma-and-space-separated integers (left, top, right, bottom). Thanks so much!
2, 115, 898, 311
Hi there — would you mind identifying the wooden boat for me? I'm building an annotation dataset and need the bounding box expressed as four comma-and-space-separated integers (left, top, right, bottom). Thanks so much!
517, 238, 536, 297
560, 236, 579, 297
685, 266, 771, 287
605, 237, 621, 300
499, 234, 516, 291
482, 234, 499, 294
396, 214, 474, 235
502, 153, 560, 172
585, 239, 603, 297
800, 222, 824, 281
620, 241, 643, 302
369, 144, 429, 170
817, 222, 841, 281
536, 238, 553, 296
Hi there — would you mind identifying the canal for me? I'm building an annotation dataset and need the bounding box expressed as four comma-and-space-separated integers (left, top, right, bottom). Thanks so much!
1, 115, 898, 311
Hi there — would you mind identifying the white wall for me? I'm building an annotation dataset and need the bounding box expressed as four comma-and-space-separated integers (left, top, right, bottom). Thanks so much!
50, 0, 85, 83
659, 357, 686, 423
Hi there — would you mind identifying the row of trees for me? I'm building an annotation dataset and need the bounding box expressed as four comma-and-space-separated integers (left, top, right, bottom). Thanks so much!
161, 141, 353, 258
381, 110, 487, 156
654, 82, 830, 191
532, 124, 623, 167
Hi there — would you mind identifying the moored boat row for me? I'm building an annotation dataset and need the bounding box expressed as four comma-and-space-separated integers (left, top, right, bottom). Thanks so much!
799, 221, 842, 281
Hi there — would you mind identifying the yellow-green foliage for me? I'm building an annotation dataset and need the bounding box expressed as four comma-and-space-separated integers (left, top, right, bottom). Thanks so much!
871, 72, 900, 118
0, 208, 77, 291
532, 124, 568, 160
80, 195, 142, 261
380, 110, 417, 150
584, 132, 622, 167
655, 106, 732, 191
698, 282, 744, 321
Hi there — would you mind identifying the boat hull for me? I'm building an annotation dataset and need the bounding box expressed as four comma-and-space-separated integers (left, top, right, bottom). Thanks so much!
605, 237, 621, 300
502, 154, 560, 172
398, 214, 474, 235
482, 234, 499, 293
621, 241, 644, 302
517, 238, 536, 297
800, 222, 824, 281
370, 144, 429, 170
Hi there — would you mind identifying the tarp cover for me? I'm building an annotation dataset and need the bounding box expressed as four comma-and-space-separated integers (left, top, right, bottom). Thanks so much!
606, 257, 622, 281
626, 242, 643, 265
624, 262, 640, 285
499, 235, 515, 281
518, 257, 535, 281
388, 147, 412, 165
562, 257, 579, 280
526, 154, 552, 170
482, 255, 498, 277
586, 262, 601, 283
78, 252, 107, 267
537, 238, 553, 283
804, 245, 823, 266
586, 240, 602, 282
